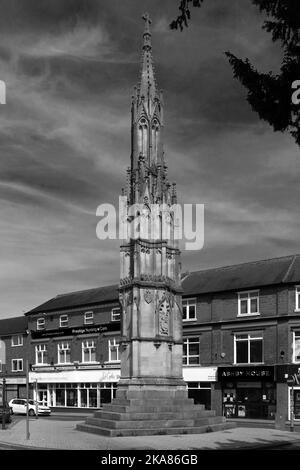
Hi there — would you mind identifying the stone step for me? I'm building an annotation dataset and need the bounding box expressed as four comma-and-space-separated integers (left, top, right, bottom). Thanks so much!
94, 409, 215, 421
76, 421, 235, 437
104, 398, 196, 408
116, 390, 188, 400
86, 417, 196, 429
101, 403, 207, 413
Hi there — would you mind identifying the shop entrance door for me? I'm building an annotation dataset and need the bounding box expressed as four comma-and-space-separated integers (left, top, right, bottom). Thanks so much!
38, 390, 48, 406
293, 390, 300, 419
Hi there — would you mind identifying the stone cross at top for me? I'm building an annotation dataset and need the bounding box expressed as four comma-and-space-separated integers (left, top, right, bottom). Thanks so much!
142, 12, 152, 33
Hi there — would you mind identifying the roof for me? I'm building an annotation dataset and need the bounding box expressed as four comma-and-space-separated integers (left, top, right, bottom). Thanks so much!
182, 254, 300, 296
0, 316, 28, 336
26, 284, 119, 315
25, 254, 300, 315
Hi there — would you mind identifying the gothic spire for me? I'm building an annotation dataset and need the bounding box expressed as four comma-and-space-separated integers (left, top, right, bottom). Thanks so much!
138, 13, 158, 110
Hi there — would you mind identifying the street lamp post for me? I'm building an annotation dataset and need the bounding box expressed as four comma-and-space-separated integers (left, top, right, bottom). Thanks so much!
26, 359, 30, 440
2, 376, 6, 430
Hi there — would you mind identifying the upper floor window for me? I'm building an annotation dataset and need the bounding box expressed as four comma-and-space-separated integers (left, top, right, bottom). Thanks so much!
111, 308, 121, 322
293, 331, 300, 363
296, 287, 300, 311
183, 337, 200, 365
11, 335, 23, 347
59, 315, 68, 328
84, 311, 94, 325
182, 298, 197, 321
35, 344, 48, 365
82, 340, 96, 363
238, 291, 260, 316
37, 317, 45, 330
234, 332, 263, 364
11, 359, 23, 372
57, 342, 71, 364
108, 338, 120, 362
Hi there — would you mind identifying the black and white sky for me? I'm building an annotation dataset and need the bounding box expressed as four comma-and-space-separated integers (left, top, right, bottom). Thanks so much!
0, 0, 299, 316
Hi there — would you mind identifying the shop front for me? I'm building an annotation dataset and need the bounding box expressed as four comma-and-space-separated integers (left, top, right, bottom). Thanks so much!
29, 368, 120, 409
218, 366, 276, 419
0, 377, 27, 402
276, 364, 300, 422
183, 367, 217, 410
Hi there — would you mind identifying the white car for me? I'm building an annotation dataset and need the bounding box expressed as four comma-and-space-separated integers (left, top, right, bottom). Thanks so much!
9, 398, 51, 416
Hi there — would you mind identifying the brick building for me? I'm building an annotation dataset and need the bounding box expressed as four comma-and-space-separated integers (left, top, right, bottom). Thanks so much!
1, 254, 300, 423
0, 316, 28, 401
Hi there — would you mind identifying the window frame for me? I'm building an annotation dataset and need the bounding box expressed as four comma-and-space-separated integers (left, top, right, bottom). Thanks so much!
296, 286, 300, 312
237, 290, 260, 317
182, 298, 197, 322
59, 314, 68, 328
35, 344, 48, 365
81, 340, 96, 363
11, 359, 23, 372
293, 331, 300, 363
37, 317, 45, 330
57, 342, 71, 364
11, 335, 23, 347
84, 311, 94, 325
183, 336, 200, 366
234, 332, 264, 365
111, 308, 121, 322
108, 338, 120, 363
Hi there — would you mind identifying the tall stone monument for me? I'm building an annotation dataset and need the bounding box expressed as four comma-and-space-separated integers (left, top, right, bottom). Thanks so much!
77, 14, 233, 437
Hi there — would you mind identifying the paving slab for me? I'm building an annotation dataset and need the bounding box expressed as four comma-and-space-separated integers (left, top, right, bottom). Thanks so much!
0, 418, 300, 450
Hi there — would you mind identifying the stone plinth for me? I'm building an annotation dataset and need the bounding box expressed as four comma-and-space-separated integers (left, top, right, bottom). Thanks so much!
77, 382, 234, 437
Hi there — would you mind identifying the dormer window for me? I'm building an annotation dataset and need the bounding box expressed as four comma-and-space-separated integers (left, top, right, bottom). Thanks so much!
37, 318, 45, 330
59, 315, 68, 328
296, 286, 300, 311
238, 291, 260, 316
111, 308, 121, 322
84, 311, 94, 325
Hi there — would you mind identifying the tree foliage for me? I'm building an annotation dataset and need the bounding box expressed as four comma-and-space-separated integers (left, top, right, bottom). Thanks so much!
170, 0, 300, 145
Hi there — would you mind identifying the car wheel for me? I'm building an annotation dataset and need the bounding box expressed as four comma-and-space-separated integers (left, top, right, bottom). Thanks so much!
9, 408, 13, 415
28, 409, 35, 417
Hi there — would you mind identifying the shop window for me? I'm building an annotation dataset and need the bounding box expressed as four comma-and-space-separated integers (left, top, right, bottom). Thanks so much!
84, 311, 94, 325
0, 360, 2, 372
182, 299, 197, 321
234, 333, 263, 364
11, 335, 23, 347
111, 308, 121, 322
296, 287, 300, 311
57, 342, 71, 364
293, 331, 300, 363
238, 291, 260, 316
108, 338, 120, 362
11, 359, 23, 372
37, 317, 45, 330
82, 340, 96, 363
35, 344, 48, 365
59, 315, 68, 328
183, 337, 200, 365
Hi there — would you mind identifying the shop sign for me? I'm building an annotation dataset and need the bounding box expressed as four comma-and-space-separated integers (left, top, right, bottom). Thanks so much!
31, 321, 120, 339
218, 366, 274, 382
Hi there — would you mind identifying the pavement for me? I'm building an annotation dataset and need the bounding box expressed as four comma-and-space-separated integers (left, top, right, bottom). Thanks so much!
0, 415, 300, 450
